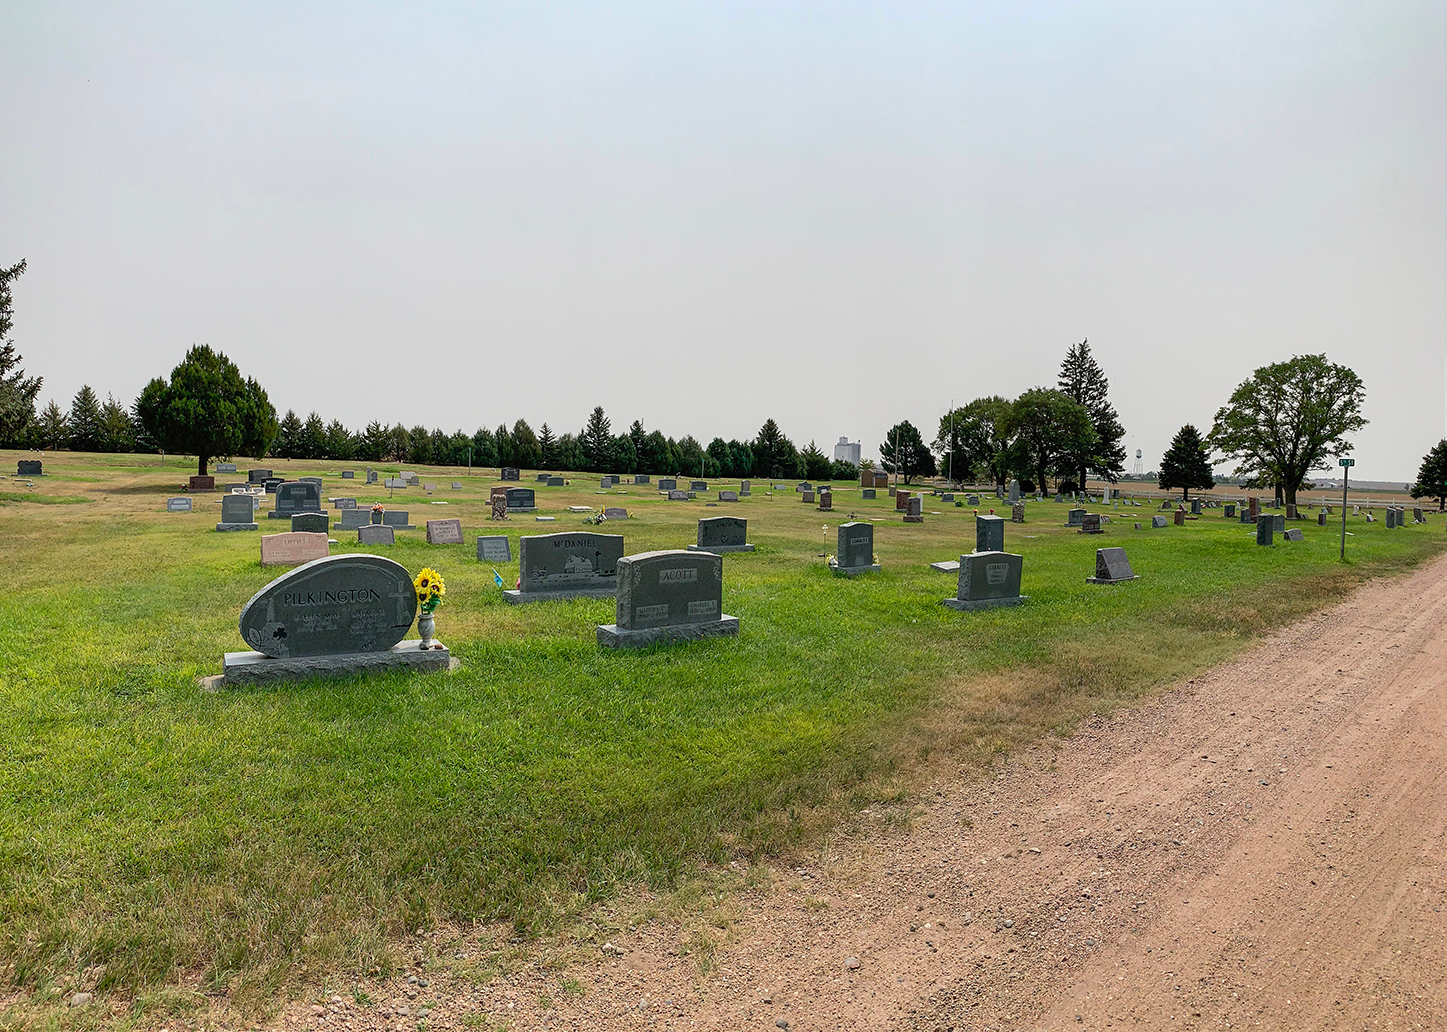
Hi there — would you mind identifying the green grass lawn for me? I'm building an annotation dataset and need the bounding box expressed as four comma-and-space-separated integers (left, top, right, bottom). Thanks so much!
1, 451, 1441, 1012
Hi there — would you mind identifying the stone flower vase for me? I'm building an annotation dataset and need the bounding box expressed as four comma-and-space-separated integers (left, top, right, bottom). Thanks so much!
418, 610, 436, 649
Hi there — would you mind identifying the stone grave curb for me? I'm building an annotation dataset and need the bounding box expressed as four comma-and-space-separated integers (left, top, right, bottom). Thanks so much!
213, 641, 454, 687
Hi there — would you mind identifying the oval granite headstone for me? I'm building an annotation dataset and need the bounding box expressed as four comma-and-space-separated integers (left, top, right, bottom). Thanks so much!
239, 554, 418, 658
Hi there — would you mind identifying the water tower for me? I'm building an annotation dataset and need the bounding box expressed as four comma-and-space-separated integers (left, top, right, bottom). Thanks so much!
1134, 448, 1143, 477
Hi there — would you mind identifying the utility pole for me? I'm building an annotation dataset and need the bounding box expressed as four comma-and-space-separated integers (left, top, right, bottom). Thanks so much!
1339, 457, 1354, 560
947, 399, 954, 488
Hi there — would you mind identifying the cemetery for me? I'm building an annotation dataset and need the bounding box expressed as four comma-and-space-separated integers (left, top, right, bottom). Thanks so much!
0, 449, 1443, 1012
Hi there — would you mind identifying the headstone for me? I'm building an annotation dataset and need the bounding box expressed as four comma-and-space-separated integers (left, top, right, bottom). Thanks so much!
1173, 509, 1185, 526
895, 490, 910, 511
1054, 493, 1064, 503
600, 477, 613, 489
452, 482, 462, 490
216, 462, 238, 474
342, 470, 355, 479
383, 478, 405, 489
1384, 508, 1397, 529
943, 551, 1026, 611
1224, 504, 1236, 518
500, 467, 520, 481
862, 488, 876, 500
1010, 502, 1025, 524
1086, 547, 1137, 584
490, 485, 508, 500
217, 494, 260, 531
1008, 479, 1020, 504
1066, 508, 1085, 528
366, 470, 378, 484
166, 497, 193, 512
506, 488, 536, 512
357, 525, 395, 545
690, 516, 754, 553
1318, 511, 1328, 526
381, 510, 413, 530
1151, 515, 1168, 528
976, 513, 1005, 553
1285, 503, 1298, 520
1414, 507, 1425, 523
1284, 529, 1304, 542
930, 560, 960, 573
269, 481, 323, 519
604, 507, 629, 519
1191, 499, 1202, 515
818, 491, 833, 511
941, 493, 954, 502
802, 490, 815, 504
298, 476, 322, 487
248, 468, 273, 484
189, 475, 215, 492
547, 477, 565, 487
290, 512, 330, 534
830, 521, 878, 576
1272, 513, 1286, 533
668, 490, 688, 501
17, 459, 42, 476
426, 518, 464, 545
505, 532, 625, 603
967, 495, 980, 506
797, 482, 812, 493
904, 496, 923, 523
1160, 500, 1173, 511
719, 490, 739, 502
739, 480, 751, 496
477, 535, 512, 562
597, 549, 737, 647
335, 510, 371, 531
658, 479, 678, 492
1256, 517, 1274, 546
1080, 512, 1102, 534
537, 473, 550, 482
1249, 497, 1260, 521
331, 498, 357, 509
260, 531, 329, 567
634, 474, 650, 485
235, 554, 417, 658
690, 481, 708, 492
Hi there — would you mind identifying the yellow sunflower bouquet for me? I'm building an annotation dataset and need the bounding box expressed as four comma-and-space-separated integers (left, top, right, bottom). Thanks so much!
414, 567, 446, 614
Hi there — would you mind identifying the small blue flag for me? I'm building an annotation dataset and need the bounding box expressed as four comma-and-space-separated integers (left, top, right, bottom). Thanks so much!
492, 568, 504, 588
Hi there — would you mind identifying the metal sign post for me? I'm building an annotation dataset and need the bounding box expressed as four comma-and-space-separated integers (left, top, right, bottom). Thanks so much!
1339, 457, 1354, 560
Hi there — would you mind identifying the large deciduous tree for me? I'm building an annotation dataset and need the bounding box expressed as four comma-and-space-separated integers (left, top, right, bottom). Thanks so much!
1005, 388, 1097, 494
1411, 440, 1447, 511
131, 345, 277, 475
1057, 338, 1126, 488
1157, 424, 1216, 500
934, 396, 1013, 488
1207, 354, 1366, 508
879, 420, 936, 484
0, 258, 42, 446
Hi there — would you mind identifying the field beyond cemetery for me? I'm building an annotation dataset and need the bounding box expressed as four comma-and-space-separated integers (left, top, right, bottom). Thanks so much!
1, 452, 1442, 1020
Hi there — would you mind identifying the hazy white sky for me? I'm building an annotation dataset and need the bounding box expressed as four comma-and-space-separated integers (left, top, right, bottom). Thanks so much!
3, 2, 1443, 479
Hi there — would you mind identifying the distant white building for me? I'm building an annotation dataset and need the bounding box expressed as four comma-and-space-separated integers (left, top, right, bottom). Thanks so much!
833, 436, 861, 466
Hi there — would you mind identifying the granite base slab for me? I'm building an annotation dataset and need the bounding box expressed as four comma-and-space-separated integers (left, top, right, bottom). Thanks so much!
1085, 576, 1138, 584
216, 522, 260, 532
597, 615, 740, 648
903, 515, 924, 523
941, 595, 1028, 612
686, 544, 756, 553
217, 640, 452, 686
829, 561, 881, 577
503, 585, 617, 604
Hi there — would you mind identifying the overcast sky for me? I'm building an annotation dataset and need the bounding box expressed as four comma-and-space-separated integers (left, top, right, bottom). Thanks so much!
3, 2, 1443, 480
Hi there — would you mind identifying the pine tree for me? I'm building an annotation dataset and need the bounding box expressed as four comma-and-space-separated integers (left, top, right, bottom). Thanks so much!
1158, 424, 1216, 500
37, 399, 69, 449
68, 385, 103, 452
273, 410, 303, 458
1058, 339, 1126, 489
0, 258, 42, 446
583, 406, 611, 472
537, 423, 557, 467
99, 393, 135, 452
1411, 440, 1447, 511
879, 420, 937, 484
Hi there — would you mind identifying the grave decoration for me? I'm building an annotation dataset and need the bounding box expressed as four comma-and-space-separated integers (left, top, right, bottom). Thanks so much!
597, 549, 738, 648
413, 567, 446, 649
503, 532, 624, 603
216, 554, 449, 686
829, 521, 880, 576
689, 516, 755, 553
1086, 547, 1138, 584
942, 551, 1026, 612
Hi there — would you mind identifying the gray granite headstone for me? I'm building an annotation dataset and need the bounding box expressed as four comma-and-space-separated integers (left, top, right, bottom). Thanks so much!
381, 510, 413, 529
831, 521, 878, 576
690, 516, 753, 553
1008, 479, 1020, 504
1191, 499, 1202, 515
477, 535, 512, 562
740, 480, 751, 495
505, 531, 624, 602
298, 477, 323, 487
218, 493, 259, 530
668, 489, 688, 501
342, 470, 354, 479
1256, 517, 1274, 545
291, 512, 330, 534
603, 507, 629, 519
862, 488, 876, 499
1087, 547, 1137, 584
1318, 511, 1328, 526
1272, 513, 1286, 533
719, 490, 739, 502
546, 476, 564, 487
332, 498, 357, 509
690, 481, 708, 492
270, 481, 322, 518
366, 470, 378, 484
967, 495, 980, 506
598, 549, 737, 647
335, 510, 371, 530
944, 551, 1025, 611
1152, 515, 1168, 528
248, 468, 273, 484
976, 513, 1005, 553
238, 554, 416, 658
658, 479, 677, 491
500, 467, 520, 481
1283, 528, 1304, 541
167, 497, 192, 512
819, 491, 834, 511
1224, 504, 1236, 518
537, 473, 550, 482
1066, 507, 1085, 528
904, 496, 922, 520
635, 474, 650, 484
215, 463, 238, 474
452, 482, 462, 490
358, 524, 395, 545
506, 488, 536, 511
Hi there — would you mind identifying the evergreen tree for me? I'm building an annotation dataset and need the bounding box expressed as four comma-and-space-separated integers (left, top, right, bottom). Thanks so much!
494, 423, 513, 466
387, 424, 410, 462
470, 426, 498, 467
675, 435, 705, 477
1158, 423, 1216, 500
273, 410, 303, 458
879, 420, 936, 484
801, 439, 832, 481
537, 423, 557, 467
408, 425, 433, 464
608, 433, 637, 473
130, 346, 276, 472
324, 419, 353, 460
67, 385, 103, 452
301, 412, 327, 459
1058, 339, 1126, 487
554, 432, 585, 471
99, 393, 135, 452
583, 406, 612, 471
640, 429, 671, 474
727, 440, 753, 478
0, 258, 43, 446
750, 418, 799, 479
628, 419, 646, 457
511, 418, 542, 469
1411, 440, 1447, 511
361, 420, 389, 461
37, 400, 69, 449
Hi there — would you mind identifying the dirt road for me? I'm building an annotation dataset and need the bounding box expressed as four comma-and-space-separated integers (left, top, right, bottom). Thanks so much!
291, 555, 1447, 1032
